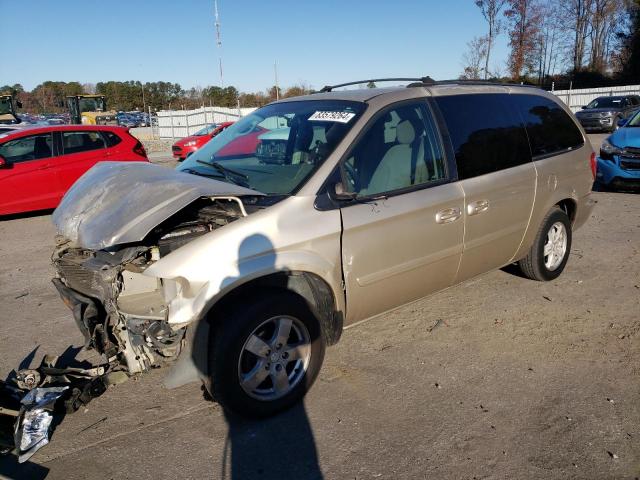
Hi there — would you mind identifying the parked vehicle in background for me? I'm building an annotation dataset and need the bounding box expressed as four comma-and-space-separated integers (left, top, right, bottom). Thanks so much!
0, 125, 148, 215
596, 108, 640, 190
574, 95, 640, 132
0, 95, 22, 124
0, 124, 32, 135
116, 113, 138, 128
117, 112, 149, 128
67, 95, 118, 125
50, 79, 595, 419
171, 122, 234, 160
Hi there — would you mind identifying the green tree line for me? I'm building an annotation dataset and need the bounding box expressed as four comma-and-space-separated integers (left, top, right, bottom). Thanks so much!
0, 81, 313, 114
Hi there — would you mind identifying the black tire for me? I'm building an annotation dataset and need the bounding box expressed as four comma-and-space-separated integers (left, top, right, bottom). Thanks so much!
207, 290, 325, 418
518, 207, 572, 281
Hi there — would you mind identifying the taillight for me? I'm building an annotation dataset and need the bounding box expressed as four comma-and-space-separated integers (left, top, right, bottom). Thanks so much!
589, 151, 597, 179
133, 140, 147, 158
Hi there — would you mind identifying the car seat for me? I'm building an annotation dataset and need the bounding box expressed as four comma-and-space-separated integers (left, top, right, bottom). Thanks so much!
365, 120, 428, 194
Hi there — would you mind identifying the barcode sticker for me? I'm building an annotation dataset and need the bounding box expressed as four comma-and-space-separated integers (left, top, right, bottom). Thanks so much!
308, 111, 356, 123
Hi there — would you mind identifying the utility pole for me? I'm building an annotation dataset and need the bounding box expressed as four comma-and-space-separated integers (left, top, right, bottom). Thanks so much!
140, 82, 146, 113
274, 61, 279, 101
214, 0, 224, 88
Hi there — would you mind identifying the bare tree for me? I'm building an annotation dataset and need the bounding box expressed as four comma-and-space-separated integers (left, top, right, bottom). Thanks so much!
533, 1, 563, 83
505, 0, 542, 79
588, 0, 625, 72
561, 0, 595, 71
460, 36, 489, 79
475, 0, 508, 79
82, 83, 96, 94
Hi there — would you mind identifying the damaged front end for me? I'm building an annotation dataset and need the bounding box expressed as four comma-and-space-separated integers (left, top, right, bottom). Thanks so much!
1, 162, 264, 461
52, 194, 249, 375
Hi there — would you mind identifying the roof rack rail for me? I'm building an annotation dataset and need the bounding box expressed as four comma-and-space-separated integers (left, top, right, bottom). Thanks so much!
407, 79, 539, 88
317, 77, 538, 93
318, 77, 435, 93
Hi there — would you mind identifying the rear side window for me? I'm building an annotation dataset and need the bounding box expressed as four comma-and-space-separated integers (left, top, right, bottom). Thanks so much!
0, 133, 53, 163
514, 94, 584, 157
101, 130, 122, 147
62, 131, 106, 155
434, 93, 530, 179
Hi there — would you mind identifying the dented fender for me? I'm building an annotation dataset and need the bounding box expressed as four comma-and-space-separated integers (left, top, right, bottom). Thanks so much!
143, 195, 345, 328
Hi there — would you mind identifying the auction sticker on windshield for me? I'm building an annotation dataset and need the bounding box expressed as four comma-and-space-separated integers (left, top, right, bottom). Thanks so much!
308, 111, 356, 123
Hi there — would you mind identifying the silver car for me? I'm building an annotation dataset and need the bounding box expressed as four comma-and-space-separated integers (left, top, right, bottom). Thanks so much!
51, 79, 596, 417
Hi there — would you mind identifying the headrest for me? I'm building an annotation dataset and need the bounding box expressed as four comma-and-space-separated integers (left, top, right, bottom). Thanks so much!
396, 120, 415, 144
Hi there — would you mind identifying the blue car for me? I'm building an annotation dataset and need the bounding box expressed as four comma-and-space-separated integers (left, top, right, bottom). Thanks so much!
596, 109, 640, 190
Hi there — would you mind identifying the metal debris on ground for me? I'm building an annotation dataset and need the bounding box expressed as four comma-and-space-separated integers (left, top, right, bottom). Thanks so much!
0, 354, 128, 462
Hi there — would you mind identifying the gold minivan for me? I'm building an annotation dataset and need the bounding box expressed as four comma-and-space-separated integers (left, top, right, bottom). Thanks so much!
52, 79, 596, 417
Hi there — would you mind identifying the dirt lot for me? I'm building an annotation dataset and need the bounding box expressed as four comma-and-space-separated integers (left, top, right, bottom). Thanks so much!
0, 135, 638, 480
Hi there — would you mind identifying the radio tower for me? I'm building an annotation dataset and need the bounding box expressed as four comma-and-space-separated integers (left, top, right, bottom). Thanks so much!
214, 0, 224, 87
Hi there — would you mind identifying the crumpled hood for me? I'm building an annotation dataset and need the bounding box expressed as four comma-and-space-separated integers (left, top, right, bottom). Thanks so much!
609, 127, 640, 148
52, 161, 262, 250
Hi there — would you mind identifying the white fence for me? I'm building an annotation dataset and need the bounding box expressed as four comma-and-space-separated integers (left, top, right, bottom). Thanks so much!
551, 84, 640, 112
156, 106, 257, 139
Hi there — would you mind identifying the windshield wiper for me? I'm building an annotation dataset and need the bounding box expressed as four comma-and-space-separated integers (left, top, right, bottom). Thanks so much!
196, 159, 250, 187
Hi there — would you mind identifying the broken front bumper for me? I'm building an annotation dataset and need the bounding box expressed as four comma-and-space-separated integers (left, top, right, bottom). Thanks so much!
52, 279, 115, 356
52, 245, 186, 376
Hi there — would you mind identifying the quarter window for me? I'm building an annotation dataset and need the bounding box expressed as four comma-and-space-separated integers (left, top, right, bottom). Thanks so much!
0, 133, 54, 163
62, 131, 106, 155
343, 102, 447, 196
514, 94, 584, 157
101, 131, 122, 147
434, 93, 530, 180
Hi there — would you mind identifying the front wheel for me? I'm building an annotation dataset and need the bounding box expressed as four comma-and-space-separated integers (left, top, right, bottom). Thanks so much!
208, 290, 325, 418
518, 207, 572, 281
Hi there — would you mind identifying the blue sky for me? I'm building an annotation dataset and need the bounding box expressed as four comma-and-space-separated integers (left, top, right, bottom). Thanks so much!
1, 0, 509, 93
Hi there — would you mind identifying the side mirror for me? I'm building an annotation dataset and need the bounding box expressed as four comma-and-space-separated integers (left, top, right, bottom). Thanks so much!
617, 118, 628, 127
330, 181, 357, 201
16, 100, 22, 109
0, 155, 8, 168
581, 105, 587, 110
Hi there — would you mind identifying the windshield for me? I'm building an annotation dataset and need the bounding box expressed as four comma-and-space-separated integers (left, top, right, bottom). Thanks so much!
0, 97, 13, 115
627, 109, 640, 127
194, 124, 217, 136
177, 100, 366, 195
586, 97, 624, 109
78, 97, 105, 113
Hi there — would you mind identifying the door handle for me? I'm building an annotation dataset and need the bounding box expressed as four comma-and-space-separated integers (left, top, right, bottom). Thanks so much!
435, 207, 462, 224
467, 199, 489, 216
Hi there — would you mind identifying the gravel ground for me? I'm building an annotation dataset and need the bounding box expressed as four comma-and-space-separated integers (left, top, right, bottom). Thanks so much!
1, 134, 638, 480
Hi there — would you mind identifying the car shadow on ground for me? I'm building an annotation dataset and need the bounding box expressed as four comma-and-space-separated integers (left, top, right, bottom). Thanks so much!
186, 233, 324, 479
0, 209, 54, 221
220, 404, 323, 480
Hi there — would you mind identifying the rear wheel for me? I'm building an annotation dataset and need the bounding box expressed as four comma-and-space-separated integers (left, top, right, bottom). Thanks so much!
518, 207, 572, 281
208, 290, 325, 418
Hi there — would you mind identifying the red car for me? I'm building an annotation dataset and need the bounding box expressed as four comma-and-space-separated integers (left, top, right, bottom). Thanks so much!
0, 125, 148, 215
172, 122, 234, 161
